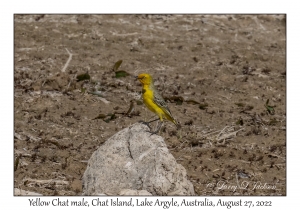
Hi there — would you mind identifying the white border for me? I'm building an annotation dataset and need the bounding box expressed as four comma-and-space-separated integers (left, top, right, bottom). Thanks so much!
2, 0, 296, 209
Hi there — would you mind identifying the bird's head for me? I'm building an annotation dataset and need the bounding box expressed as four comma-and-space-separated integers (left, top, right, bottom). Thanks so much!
136, 73, 153, 85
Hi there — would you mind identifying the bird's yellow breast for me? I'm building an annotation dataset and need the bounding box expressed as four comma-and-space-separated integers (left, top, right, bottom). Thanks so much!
142, 88, 155, 112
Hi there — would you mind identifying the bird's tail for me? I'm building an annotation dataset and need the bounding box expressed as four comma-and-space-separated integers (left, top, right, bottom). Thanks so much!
164, 111, 180, 129
172, 118, 181, 129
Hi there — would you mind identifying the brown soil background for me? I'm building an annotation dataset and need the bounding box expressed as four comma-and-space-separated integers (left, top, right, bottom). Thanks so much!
14, 14, 286, 196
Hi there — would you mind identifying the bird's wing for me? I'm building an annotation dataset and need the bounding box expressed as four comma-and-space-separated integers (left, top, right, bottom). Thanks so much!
153, 90, 173, 117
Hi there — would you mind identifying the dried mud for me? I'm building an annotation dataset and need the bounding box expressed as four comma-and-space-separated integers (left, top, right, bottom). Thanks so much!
14, 14, 286, 196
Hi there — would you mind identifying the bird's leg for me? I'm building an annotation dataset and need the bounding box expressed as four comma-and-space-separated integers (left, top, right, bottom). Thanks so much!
139, 118, 160, 129
147, 118, 160, 124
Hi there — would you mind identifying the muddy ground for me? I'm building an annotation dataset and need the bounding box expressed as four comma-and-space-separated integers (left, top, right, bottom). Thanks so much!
14, 14, 286, 196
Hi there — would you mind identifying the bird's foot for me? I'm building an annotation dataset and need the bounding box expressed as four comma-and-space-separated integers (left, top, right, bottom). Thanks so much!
138, 120, 152, 130
146, 121, 163, 136
146, 129, 159, 136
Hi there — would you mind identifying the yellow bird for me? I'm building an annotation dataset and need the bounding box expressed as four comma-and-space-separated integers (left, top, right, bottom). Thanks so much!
136, 73, 179, 133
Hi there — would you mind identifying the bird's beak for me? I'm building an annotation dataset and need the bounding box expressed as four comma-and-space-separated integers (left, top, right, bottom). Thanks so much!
135, 76, 138, 80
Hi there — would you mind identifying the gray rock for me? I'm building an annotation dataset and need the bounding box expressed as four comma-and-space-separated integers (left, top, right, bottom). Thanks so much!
82, 123, 194, 195
118, 189, 152, 196
14, 188, 43, 196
